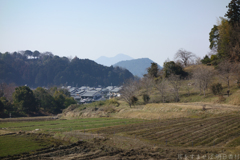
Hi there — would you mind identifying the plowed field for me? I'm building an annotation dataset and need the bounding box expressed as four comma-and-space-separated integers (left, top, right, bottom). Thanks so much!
1, 115, 240, 159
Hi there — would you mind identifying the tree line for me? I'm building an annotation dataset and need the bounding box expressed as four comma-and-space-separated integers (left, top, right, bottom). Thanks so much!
120, 0, 240, 107
0, 84, 76, 118
203, 0, 240, 65
0, 50, 133, 88
121, 60, 240, 107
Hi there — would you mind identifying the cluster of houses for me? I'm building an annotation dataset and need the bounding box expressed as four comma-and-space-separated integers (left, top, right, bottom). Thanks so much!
62, 86, 122, 104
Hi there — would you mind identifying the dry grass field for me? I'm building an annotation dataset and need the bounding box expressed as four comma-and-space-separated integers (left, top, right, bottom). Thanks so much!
1, 103, 240, 159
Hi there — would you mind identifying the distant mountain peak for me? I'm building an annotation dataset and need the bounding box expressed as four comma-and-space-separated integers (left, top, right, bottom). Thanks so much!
113, 58, 162, 78
115, 53, 128, 56
95, 54, 133, 66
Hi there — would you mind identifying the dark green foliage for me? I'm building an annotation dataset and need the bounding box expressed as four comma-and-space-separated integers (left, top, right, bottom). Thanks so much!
163, 61, 188, 78
201, 55, 212, 64
147, 63, 159, 78
0, 100, 4, 114
34, 87, 57, 113
0, 97, 13, 112
130, 96, 138, 106
1, 86, 77, 116
208, 0, 240, 63
0, 84, 4, 97
142, 94, 150, 104
33, 50, 40, 58
0, 51, 133, 87
0, 59, 21, 84
211, 83, 223, 95
13, 86, 38, 113
201, 55, 220, 66
52, 88, 77, 112
225, 0, 240, 26
34, 87, 76, 113
24, 50, 33, 57
209, 25, 219, 50
64, 97, 77, 109
54, 94, 66, 112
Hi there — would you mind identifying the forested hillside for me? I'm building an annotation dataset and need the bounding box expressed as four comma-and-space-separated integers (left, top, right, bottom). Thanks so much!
0, 51, 133, 87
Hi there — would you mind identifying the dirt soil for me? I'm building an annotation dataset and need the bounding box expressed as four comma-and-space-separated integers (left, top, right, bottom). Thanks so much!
1, 137, 221, 160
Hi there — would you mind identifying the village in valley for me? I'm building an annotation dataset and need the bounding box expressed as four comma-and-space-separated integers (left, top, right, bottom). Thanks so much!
64, 85, 122, 104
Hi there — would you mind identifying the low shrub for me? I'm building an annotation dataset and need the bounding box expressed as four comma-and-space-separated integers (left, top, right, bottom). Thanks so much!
106, 99, 120, 107
211, 83, 223, 95
142, 94, 150, 104
103, 106, 116, 113
130, 96, 138, 106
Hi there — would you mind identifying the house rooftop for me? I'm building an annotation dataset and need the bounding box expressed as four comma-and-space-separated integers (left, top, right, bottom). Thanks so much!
106, 86, 114, 90
111, 87, 121, 93
81, 91, 100, 97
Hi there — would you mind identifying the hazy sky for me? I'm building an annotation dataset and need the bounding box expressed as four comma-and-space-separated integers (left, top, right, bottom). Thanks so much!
0, 0, 230, 66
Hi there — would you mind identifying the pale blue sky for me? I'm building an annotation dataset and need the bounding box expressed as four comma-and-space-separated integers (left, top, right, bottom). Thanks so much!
0, 0, 230, 66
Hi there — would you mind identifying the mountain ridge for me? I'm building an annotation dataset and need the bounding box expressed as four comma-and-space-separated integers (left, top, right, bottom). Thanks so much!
113, 58, 162, 77
95, 53, 133, 66
0, 51, 134, 87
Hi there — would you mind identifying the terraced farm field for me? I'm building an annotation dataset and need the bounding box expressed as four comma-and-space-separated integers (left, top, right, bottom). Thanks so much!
1, 115, 240, 159
93, 115, 240, 148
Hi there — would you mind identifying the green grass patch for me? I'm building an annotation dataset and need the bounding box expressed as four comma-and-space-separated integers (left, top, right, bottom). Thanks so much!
0, 134, 51, 157
0, 118, 144, 133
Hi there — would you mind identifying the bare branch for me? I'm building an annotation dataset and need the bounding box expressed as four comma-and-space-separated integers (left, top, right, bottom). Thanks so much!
193, 65, 214, 96
120, 79, 139, 107
167, 74, 181, 102
140, 76, 154, 95
155, 78, 168, 103
174, 49, 196, 67
217, 60, 237, 95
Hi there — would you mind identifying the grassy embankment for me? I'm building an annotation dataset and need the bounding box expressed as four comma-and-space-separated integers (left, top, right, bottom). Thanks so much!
61, 65, 240, 120
62, 87, 240, 120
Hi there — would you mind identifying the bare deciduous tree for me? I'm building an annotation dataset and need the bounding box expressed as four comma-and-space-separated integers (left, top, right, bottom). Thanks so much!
193, 65, 214, 96
167, 74, 181, 102
174, 49, 196, 67
155, 78, 168, 103
120, 79, 139, 107
195, 57, 202, 65
183, 76, 193, 96
141, 76, 154, 95
218, 60, 237, 96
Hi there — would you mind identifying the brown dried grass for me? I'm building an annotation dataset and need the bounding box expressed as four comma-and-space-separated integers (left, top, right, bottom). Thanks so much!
227, 90, 240, 106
